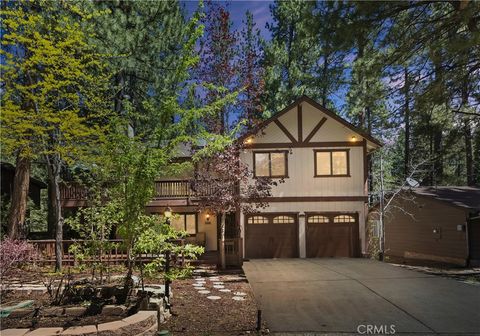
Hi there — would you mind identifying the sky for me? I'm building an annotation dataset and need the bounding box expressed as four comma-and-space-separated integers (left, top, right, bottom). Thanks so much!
181, 0, 274, 40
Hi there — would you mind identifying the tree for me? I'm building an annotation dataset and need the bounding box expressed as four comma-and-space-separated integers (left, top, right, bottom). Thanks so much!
1, 1, 110, 269
197, 0, 238, 134
193, 144, 279, 269
263, 0, 318, 114
237, 10, 265, 127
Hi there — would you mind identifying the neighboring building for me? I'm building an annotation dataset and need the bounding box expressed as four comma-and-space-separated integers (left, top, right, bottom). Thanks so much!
372, 187, 480, 266
145, 95, 382, 260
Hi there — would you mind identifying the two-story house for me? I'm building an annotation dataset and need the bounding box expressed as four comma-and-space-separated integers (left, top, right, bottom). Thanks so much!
145, 96, 381, 261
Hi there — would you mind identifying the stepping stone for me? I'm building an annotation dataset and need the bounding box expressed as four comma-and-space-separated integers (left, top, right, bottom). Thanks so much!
234, 292, 247, 296
206, 296, 221, 300
219, 289, 231, 292
232, 296, 245, 301
194, 287, 206, 290
213, 285, 224, 289
208, 277, 220, 281
198, 290, 210, 294
213, 282, 224, 285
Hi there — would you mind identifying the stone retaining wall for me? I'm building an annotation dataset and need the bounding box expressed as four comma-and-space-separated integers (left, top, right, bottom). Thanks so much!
1, 311, 157, 336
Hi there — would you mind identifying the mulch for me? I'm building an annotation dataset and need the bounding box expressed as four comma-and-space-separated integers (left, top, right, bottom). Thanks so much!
162, 266, 266, 335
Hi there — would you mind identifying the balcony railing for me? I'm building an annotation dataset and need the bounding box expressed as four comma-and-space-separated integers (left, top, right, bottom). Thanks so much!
59, 179, 230, 203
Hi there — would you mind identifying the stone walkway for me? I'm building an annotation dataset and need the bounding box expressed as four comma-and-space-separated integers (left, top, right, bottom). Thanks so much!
191, 267, 248, 302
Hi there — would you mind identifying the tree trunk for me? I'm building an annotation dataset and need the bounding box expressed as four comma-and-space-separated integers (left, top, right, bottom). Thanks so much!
7, 155, 31, 239
403, 67, 410, 178
219, 212, 226, 270
47, 154, 63, 272
464, 123, 474, 186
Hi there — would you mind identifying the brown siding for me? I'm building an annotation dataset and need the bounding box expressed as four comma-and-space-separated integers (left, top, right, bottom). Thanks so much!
383, 196, 468, 265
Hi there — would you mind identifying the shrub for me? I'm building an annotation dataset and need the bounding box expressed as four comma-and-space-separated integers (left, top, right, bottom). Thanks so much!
0, 238, 38, 277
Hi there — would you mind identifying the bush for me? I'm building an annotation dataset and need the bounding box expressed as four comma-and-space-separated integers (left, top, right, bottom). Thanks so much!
0, 238, 37, 276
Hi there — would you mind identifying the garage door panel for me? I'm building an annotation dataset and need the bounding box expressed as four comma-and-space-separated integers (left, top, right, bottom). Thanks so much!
246, 215, 298, 258
306, 214, 359, 258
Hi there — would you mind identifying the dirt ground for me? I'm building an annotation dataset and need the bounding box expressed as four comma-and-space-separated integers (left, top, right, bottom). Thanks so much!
162, 266, 265, 336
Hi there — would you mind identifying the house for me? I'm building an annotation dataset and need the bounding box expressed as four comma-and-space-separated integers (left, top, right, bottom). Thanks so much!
145, 96, 382, 261
371, 186, 480, 267
1, 162, 47, 206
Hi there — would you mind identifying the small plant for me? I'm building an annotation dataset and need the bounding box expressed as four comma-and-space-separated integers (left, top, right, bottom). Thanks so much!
0, 238, 38, 278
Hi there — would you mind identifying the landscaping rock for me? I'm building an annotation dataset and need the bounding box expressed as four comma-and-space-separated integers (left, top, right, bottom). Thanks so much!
101, 305, 126, 316
232, 296, 245, 301
64, 307, 86, 317
121, 311, 156, 335
206, 296, 221, 300
97, 320, 129, 336
0, 329, 30, 336
8, 308, 35, 319
41, 307, 65, 317
61, 325, 97, 336
198, 290, 210, 294
25, 327, 63, 335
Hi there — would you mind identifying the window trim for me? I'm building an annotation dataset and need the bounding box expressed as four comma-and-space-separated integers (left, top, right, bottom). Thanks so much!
313, 149, 350, 177
253, 150, 289, 178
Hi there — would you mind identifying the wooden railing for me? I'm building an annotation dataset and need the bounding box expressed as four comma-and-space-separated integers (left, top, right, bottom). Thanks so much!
222, 238, 243, 267
153, 180, 227, 199
30, 239, 188, 267
60, 184, 88, 201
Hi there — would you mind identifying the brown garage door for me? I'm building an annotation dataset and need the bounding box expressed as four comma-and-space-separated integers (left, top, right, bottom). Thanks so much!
469, 217, 480, 266
306, 213, 359, 258
246, 214, 298, 258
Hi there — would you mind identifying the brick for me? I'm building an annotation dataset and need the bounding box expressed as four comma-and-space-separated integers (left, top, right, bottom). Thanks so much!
96, 320, 129, 336
0, 329, 31, 336
60, 325, 96, 336
63, 307, 86, 317
8, 308, 35, 319
100, 305, 126, 316
25, 328, 63, 336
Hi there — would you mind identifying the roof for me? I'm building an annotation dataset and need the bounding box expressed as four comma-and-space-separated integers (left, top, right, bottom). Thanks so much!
238, 95, 383, 147
413, 186, 480, 211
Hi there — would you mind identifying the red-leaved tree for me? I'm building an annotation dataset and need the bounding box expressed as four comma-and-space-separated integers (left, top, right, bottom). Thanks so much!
193, 144, 280, 269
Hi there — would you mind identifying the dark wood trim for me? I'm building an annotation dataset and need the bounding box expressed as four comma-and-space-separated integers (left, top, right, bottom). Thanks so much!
252, 150, 289, 178
304, 117, 327, 143
297, 104, 303, 143
237, 96, 382, 147
245, 141, 363, 149
245, 196, 368, 202
313, 149, 350, 177
273, 119, 297, 144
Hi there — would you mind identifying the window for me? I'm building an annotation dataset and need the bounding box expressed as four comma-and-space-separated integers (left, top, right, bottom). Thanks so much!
254, 151, 288, 178
171, 213, 197, 234
272, 215, 295, 224
333, 215, 356, 223
248, 216, 269, 224
314, 150, 349, 177
307, 215, 329, 224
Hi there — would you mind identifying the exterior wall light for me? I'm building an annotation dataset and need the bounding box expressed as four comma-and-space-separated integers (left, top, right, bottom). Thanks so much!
351, 136, 357, 142
205, 213, 211, 224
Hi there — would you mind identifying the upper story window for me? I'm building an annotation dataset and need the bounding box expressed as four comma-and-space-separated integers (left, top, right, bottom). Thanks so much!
254, 151, 288, 178
314, 149, 350, 177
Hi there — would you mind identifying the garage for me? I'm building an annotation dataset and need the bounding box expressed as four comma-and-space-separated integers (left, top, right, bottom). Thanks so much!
245, 213, 298, 258
306, 213, 359, 258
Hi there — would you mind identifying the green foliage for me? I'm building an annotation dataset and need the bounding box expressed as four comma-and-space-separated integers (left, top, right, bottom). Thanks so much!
134, 215, 204, 279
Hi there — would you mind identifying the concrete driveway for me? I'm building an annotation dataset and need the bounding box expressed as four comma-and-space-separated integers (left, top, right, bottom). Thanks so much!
243, 259, 480, 334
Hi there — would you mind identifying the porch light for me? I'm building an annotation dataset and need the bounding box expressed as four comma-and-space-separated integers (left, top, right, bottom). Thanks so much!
351, 135, 357, 142
164, 206, 172, 219
205, 213, 211, 224
245, 138, 253, 144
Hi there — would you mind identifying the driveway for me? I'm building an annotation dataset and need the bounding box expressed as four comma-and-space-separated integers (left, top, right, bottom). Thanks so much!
243, 259, 480, 334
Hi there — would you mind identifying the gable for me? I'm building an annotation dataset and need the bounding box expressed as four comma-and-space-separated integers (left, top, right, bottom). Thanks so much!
243, 96, 381, 151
